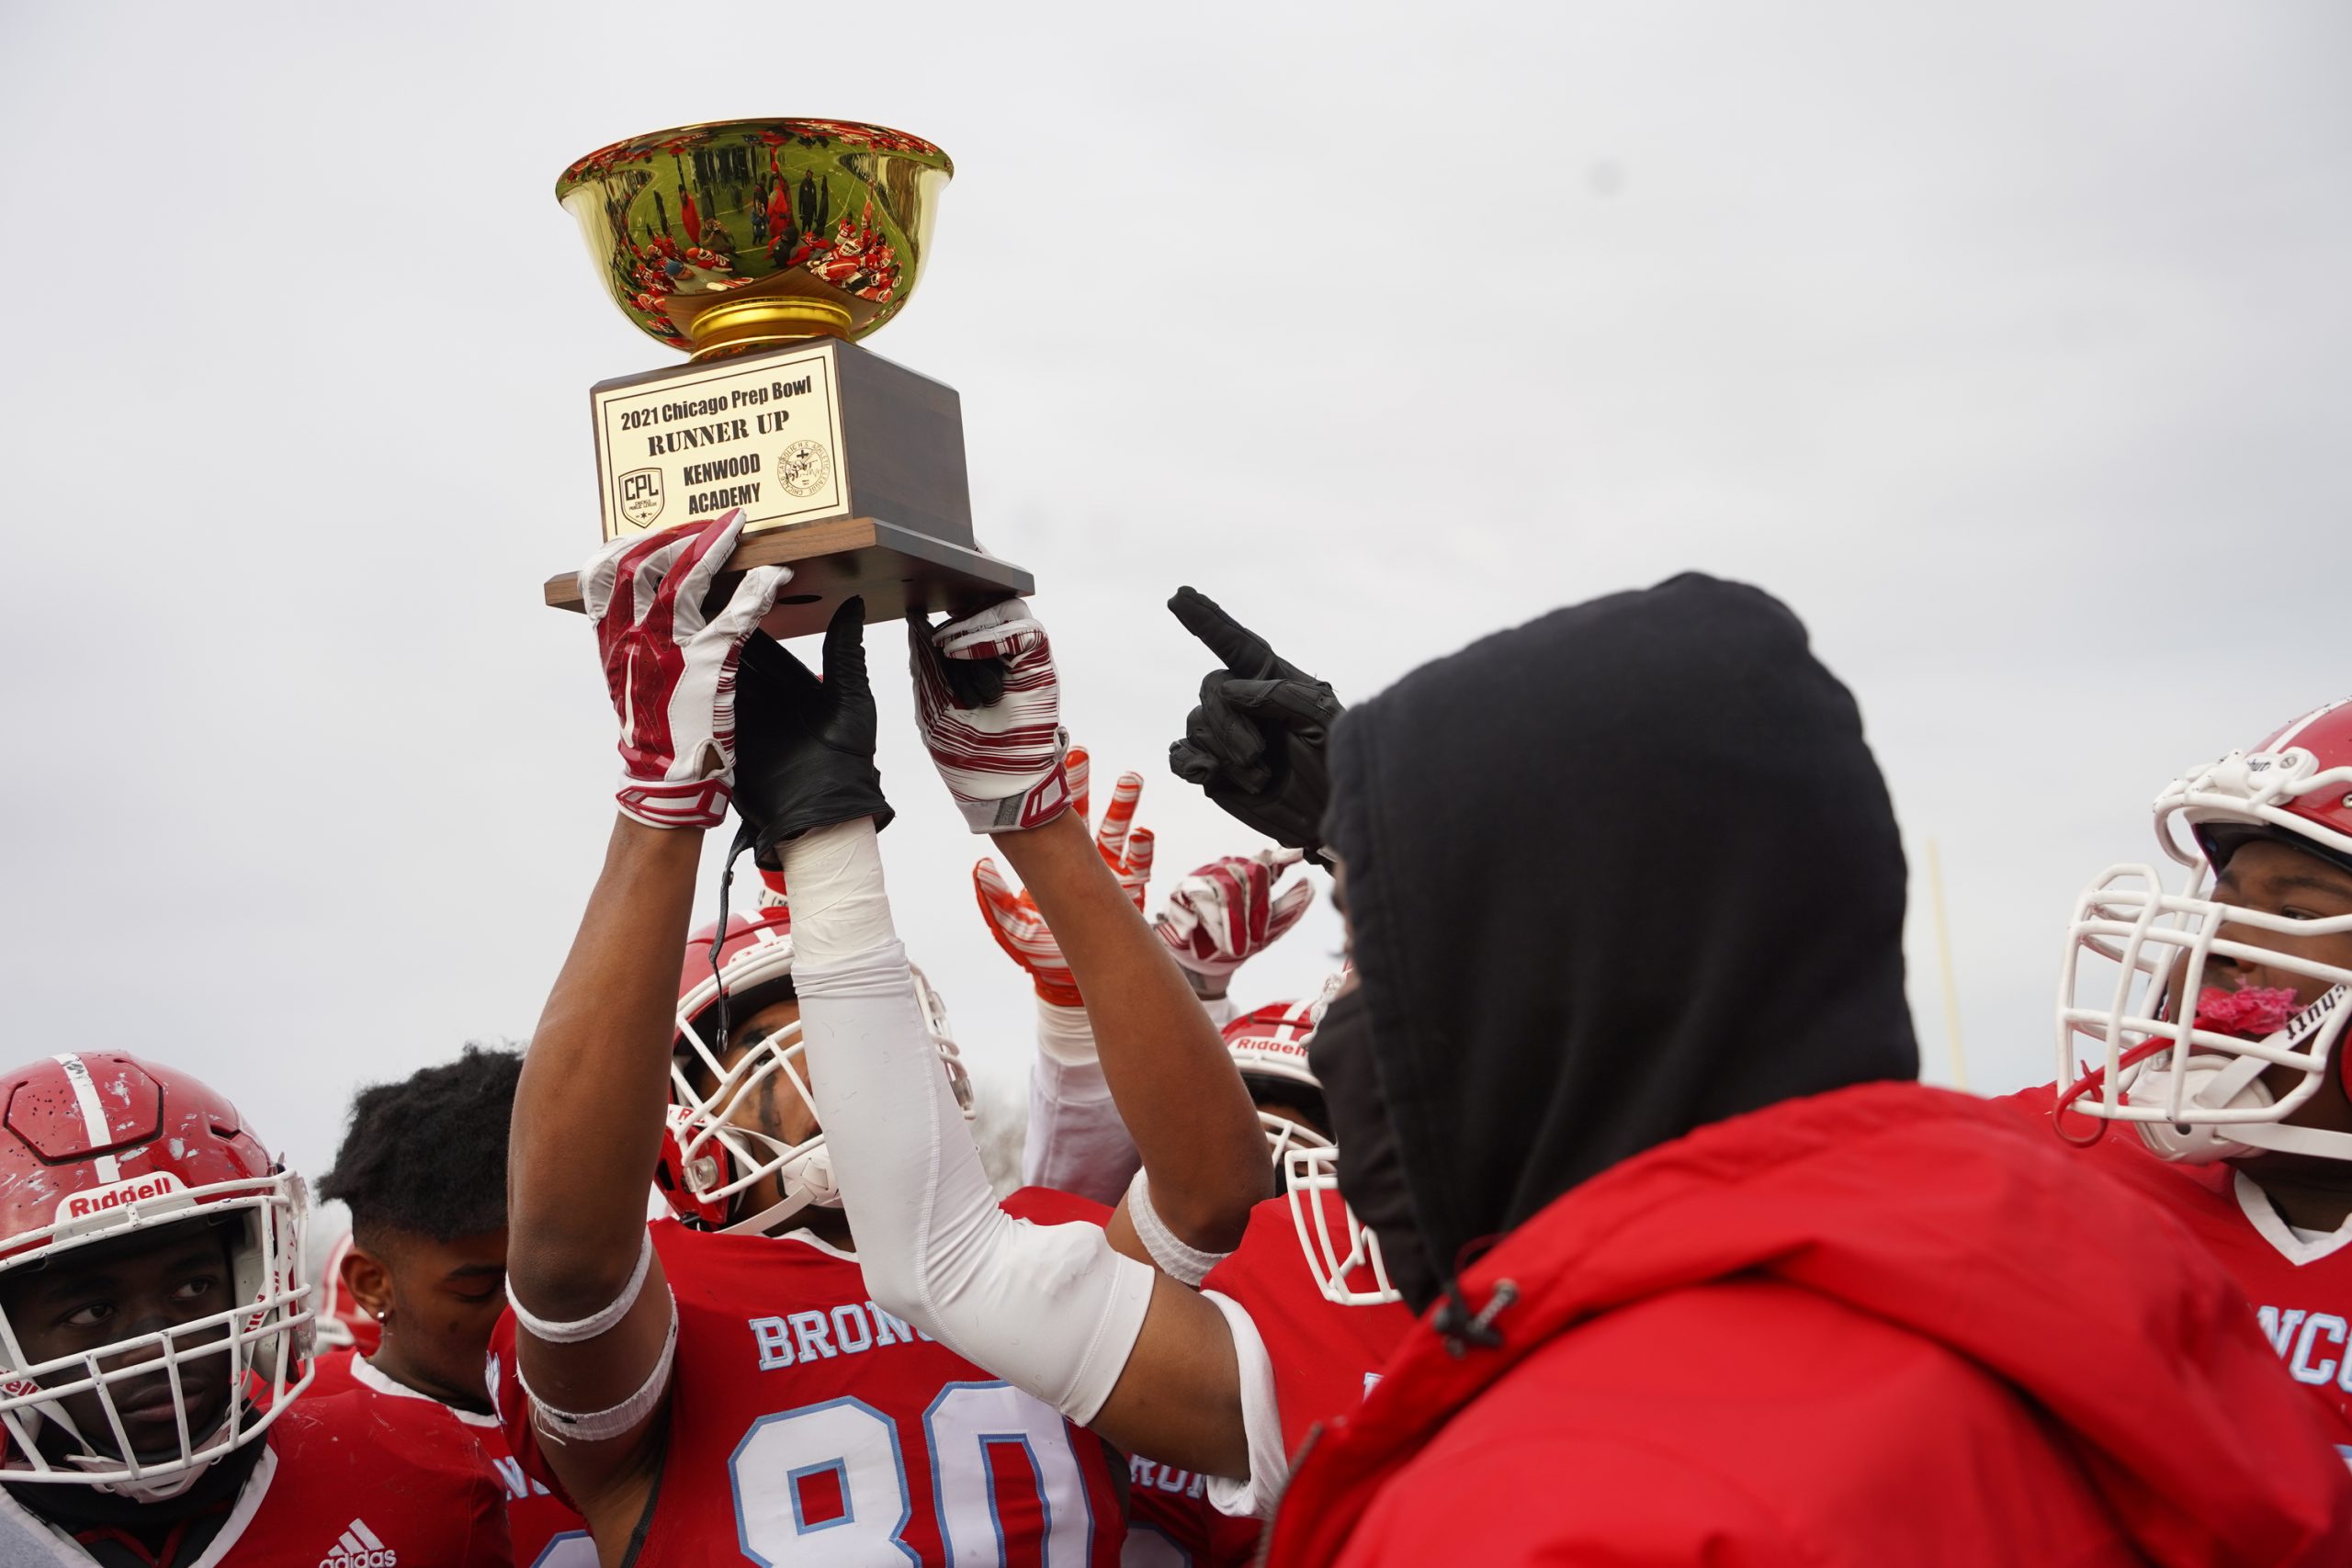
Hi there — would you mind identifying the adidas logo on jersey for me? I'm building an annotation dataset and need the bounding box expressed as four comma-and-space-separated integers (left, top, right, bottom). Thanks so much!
320, 1518, 395, 1568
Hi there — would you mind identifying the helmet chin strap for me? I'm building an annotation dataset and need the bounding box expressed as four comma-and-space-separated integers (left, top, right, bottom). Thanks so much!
717, 1137, 843, 1237
43, 1400, 233, 1502
2133, 1053, 2275, 1163
2133, 983, 2352, 1164
2199, 1118, 2352, 1164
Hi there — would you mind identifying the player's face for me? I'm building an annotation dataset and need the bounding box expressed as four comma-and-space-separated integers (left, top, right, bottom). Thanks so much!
711, 998, 820, 1147
2198, 839, 2352, 1149
1255, 1096, 1328, 1141
360, 1228, 508, 1405
0, 1218, 237, 1460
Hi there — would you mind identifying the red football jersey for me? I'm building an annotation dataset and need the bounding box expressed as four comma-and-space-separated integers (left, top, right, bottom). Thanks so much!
313, 1349, 593, 1567
0, 1384, 510, 1565
492, 1198, 1126, 1565
1999, 1086, 2352, 1453
1123, 1450, 1262, 1567
977, 1188, 1262, 1568
1198, 1194, 1416, 1520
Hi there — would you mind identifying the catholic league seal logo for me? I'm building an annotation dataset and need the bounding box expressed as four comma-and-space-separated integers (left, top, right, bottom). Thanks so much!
617, 468, 665, 527
778, 439, 831, 499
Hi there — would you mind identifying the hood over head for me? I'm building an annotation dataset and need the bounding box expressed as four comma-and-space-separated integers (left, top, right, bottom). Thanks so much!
1322, 572, 1917, 1308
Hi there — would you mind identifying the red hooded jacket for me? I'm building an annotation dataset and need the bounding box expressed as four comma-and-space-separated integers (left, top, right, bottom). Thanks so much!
1263, 1082, 2352, 1567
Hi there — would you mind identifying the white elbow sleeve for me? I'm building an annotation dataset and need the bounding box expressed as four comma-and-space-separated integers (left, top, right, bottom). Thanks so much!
792, 906, 1154, 1426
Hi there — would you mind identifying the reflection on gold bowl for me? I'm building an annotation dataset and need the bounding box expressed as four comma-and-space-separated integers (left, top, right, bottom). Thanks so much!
556, 118, 953, 361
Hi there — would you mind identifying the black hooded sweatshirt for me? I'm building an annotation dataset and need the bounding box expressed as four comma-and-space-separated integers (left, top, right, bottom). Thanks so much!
1320, 572, 1918, 1314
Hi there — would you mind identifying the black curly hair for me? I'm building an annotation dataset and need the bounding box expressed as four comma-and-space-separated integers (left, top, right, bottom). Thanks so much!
319, 1044, 523, 1247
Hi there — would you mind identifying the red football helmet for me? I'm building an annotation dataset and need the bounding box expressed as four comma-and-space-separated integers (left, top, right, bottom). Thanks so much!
659, 878, 976, 1233
1241, 971, 1402, 1308
311, 1229, 380, 1359
0, 1054, 310, 1498
1221, 992, 1335, 1166
2057, 699, 2352, 1162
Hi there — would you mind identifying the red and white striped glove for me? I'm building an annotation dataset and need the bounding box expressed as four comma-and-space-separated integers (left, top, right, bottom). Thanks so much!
580, 511, 788, 829
973, 748, 1157, 1006
909, 600, 1070, 833
1155, 848, 1315, 995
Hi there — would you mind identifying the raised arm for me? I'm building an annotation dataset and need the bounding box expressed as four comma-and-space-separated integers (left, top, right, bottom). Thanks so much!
914, 606, 1270, 1258
991, 812, 1272, 1250
980, 749, 1151, 1202
505, 513, 784, 1528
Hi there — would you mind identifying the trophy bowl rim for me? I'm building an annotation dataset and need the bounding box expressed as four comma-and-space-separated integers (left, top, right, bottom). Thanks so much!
555, 118, 955, 203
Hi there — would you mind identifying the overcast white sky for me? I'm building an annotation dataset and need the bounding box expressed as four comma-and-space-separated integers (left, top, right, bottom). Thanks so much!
3, 2, 2348, 1187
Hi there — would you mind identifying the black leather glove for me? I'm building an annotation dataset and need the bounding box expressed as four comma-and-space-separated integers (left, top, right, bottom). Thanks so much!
1166, 586, 1344, 863
731, 596, 892, 864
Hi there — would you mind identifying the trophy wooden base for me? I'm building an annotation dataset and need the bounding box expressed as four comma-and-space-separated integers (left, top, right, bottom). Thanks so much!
541, 516, 1035, 641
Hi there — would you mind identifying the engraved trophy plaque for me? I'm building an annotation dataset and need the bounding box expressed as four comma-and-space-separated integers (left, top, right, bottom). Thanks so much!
542, 118, 1032, 637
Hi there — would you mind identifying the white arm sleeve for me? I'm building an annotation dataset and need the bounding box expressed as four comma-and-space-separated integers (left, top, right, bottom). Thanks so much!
1199, 1290, 1292, 1519
1023, 998, 1142, 1201
785, 820, 1156, 1426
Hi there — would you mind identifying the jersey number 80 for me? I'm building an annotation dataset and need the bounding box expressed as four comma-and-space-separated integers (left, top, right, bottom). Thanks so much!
729, 1380, 1097, 1565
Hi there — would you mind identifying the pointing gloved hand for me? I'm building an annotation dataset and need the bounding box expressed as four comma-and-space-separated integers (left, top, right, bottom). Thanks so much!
730, 597, 892, 863
1166, 586, 1345, 863
579, 511, 788, 829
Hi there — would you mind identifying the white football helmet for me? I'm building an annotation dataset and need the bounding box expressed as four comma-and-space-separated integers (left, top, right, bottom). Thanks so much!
2055, 699, 2352, 1163
1249, 971, 1403, 1307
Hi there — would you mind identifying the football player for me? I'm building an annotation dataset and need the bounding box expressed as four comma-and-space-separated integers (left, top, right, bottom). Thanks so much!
499, 513, 1264, 1562
979, 798, 1340, 1565
315, 1047, 589, 1564
773, 591, 1413, 1540
0, 1052, 509, 1565
2034, 697, 2352, 1448
830, 578, 2350, 1563
980, 746, 1314, 1206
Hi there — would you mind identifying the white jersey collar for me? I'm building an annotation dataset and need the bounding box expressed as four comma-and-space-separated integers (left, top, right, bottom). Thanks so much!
352, 1354, 500, 1429
2233, 1171, 2352, 1267
780, 1226, 859, 1262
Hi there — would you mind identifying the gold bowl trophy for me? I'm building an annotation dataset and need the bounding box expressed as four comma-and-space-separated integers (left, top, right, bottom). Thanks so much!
541, 118, 1032, 637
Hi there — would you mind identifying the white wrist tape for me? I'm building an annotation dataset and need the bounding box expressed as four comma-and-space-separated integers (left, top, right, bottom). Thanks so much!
505, 1229, 653, 1344
798, 939, 1155, 1424
522, 1290, 679, 1445
1124, 1168, 1233, 1288
779, 818, 898, 969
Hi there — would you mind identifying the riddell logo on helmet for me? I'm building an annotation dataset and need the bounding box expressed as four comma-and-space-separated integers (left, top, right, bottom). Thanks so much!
55, 1173, 185, 1224
1239, 1038, 1311, 1059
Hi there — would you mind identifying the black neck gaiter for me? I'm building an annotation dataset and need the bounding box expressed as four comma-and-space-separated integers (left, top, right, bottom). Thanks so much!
1313, 987, 1442, 1313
